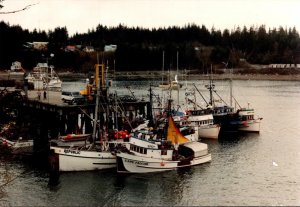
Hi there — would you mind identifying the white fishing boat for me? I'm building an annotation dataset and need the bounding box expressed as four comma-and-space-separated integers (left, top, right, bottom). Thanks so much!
201, 66, 262, 135
9, 61, 25, 76
175, 88, 220, 139
159, 51, 182, 91
174, 108, 220, 139
26, 63, 62, 90
237, 108, 262, 133
49, 63, 122, 172
50, 144, 118, 171
159, 75, 182, 90
116, 115, 211, 173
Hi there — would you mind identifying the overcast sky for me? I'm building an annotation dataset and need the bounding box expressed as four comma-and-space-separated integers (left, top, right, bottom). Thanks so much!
1, 0, 300, 35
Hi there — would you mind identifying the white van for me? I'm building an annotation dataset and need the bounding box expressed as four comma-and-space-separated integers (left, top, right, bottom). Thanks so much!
61, 91, 85, 105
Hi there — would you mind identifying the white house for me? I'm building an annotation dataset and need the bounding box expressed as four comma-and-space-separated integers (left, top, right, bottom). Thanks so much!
104, 44, 117, 52
83, 46, 95, 53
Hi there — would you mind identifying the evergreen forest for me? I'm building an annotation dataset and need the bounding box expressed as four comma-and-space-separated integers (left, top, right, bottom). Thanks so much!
0, 21, 300, 73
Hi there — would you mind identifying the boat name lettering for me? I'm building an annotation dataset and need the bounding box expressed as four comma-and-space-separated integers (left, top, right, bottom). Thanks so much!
147, 145, 155, 148
64, 149, 80, 154
125, 159, 148, 165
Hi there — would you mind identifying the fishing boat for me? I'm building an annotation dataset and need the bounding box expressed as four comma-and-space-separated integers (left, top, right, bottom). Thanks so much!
175, 87, 220, 139
159, 51, 182, 91
237, 108, 262, 133
25, 63, 62, 90
49, 64, 123, 172
50, 144, 118, 171
116, 110, 211, 173
174, 108, 220, 139
0, 137, 33, 155
203, 66, 262, 135
9, 61, 25, 76
211, 106, 239, 135
159, 75, 183, 90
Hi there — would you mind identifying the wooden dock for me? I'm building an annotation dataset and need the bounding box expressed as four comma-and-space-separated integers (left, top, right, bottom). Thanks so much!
1, 88, 151, 155
26, 90, 64, 105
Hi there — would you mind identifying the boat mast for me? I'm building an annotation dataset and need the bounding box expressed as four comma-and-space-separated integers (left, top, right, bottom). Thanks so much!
114, 91, 118, 130
176, 51, 179, 106
91, 54, 101, 146
162, 50, 165, 84
206, 64, 215, 107
161, 50, 165, 107
148, 84, 154, 126
92, 65, 101, 147
176, 51, 179, 76
230, 68, 233, 107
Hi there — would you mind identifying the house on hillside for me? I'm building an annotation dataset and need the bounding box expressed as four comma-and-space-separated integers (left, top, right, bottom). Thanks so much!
104, 44, 117, 52
32, 42, 48, 50
23, 42, 48, 50
269, 63, 300, 69
83, 46, 95, 53
65, 45, 77, 52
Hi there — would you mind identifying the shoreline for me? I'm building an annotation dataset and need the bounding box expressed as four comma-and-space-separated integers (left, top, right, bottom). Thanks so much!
111, 72, 300, 81
1, 71, 300, 82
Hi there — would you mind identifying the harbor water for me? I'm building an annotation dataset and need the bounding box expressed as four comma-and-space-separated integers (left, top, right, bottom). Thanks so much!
1, 79, 300, 206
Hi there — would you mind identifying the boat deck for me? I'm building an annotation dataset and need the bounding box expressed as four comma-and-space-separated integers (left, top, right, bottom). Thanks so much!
26, 90, 65, 106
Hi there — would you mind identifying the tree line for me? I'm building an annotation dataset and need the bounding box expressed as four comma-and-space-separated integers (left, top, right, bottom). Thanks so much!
0, 21, 299, 73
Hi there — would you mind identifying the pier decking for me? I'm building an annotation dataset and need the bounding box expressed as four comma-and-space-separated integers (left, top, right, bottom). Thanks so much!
1, 88, 151, 155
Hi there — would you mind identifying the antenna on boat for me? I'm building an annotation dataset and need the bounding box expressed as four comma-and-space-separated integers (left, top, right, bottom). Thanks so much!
161, 50, 165, 106
205, 64, 215, 107
148, 84, 154, 127
162, 50, 165, 85
230, 67, 233, 107
176, 51, 179, 76
176, 51, 179, 106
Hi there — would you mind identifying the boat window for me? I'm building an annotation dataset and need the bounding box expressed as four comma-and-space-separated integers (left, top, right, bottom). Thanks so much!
161, 150, 167, 155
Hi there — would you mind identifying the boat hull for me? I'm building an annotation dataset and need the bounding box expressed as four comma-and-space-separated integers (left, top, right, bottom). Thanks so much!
198, 124, 220, 139
117, 151, 211, 173
0, 138, 33, 155
238, 119, 261, 133
50, 147, 116, 171
48, 80, 62, 88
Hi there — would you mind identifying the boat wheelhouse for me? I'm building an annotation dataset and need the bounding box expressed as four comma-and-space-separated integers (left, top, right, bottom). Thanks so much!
237, 108, 262, 133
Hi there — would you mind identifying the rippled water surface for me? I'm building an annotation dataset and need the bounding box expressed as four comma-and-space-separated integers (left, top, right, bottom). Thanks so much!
1, 80, 300, 206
